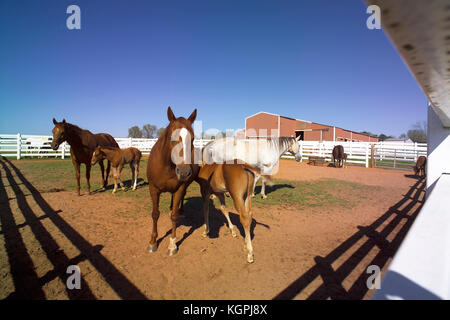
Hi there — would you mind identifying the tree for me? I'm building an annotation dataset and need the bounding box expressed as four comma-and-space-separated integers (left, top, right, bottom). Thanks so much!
156, 127, 165, 137
142, 124, 157, 138
407, 121, 427, 143
128, 126, 142, 138
398, 133, 407, 139
378, 133, 393, 141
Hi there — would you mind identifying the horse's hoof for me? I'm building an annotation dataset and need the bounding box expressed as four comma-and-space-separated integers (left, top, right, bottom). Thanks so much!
167, 248, 178, 256
230, 227, 237, 237
202, 230, 209, 238
210, 194, 216, 200
147, 244, 157, 252
261, 195, 267, 200
247, 254, 254, 264
251, 194, 255, 198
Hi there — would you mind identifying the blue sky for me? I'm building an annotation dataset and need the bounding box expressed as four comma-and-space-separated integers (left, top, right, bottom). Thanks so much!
0, 0, 427, 137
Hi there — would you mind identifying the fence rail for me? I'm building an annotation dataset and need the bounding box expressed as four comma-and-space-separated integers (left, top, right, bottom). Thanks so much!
0, 134, 427, 169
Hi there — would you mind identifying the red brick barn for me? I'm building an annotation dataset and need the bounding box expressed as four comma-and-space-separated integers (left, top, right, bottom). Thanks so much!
244, 112, 378, 142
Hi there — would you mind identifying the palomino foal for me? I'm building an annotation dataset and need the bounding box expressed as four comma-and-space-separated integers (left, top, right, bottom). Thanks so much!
197, 163, 266, 263
91, 146, 142, 193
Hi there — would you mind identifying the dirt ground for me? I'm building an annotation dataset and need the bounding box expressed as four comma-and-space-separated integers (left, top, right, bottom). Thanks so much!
0, 158, 425, 300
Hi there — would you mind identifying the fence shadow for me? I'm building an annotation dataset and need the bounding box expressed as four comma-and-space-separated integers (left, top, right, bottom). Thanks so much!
0, 157, 147, 299
273, 177, 426, 300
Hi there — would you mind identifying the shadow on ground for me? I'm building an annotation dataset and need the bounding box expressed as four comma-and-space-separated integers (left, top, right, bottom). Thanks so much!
273, 176, 426, 300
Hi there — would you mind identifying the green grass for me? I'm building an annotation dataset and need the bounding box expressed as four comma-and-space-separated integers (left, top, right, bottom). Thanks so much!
10, 159, 378, 213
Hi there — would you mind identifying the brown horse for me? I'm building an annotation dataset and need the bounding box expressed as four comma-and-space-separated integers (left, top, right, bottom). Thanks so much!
51, 118, 119, 195
413, 156, 427, 176
146, 107, 198, 256
197, 162, 263, 263
91, 146, 142, 193
332, 145, 345, 168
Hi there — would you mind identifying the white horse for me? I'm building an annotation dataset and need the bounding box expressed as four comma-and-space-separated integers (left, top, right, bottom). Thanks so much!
202, 136, 302, 199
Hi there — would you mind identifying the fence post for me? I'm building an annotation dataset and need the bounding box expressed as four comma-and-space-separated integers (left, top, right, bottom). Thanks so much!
371, 144, 375, 168
129, 137, 133, 148
365, 143, 369, 168
17, 133, 21, 160
394, 149, 397, 168
299, 141, 303, 162
62, 141, 66, 159
414, 142, 418, 162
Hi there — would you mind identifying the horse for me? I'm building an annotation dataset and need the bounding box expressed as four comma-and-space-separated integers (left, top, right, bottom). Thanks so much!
342, 153, 348, 168
197, 162, 264, 263
91, 146, 142, 193
202, 136, 302, 199
146, 106, 198, 256
413, 156, 427, 176
51, 118, 119, 195
332, 145, 345, 168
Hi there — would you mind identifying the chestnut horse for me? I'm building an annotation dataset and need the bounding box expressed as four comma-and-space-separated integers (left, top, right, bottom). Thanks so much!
91, 146, 142, 193
197, 162, 266, 263
51, 118, 119, 195
146, 107, 198, 256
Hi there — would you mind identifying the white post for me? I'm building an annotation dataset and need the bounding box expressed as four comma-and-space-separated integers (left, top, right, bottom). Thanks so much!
62, 141, 66, 159
427, 102, 450, 196
365, 143, 369, 168
17, 133, 21, 160
414, 141, 418, 162
129, 137, 133, 148
299, 141, 303, 162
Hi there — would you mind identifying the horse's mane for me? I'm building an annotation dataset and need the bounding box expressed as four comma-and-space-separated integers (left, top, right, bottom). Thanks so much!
266, 137, 295, 153
65, 122, 93, 135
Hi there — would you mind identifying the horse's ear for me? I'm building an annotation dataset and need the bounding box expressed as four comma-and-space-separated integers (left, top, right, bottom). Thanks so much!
62, 119, 66, 124
167, 106, 176, 122
53, 118, 57, 125
295, 135, 301, 141
188, 109, 197, 123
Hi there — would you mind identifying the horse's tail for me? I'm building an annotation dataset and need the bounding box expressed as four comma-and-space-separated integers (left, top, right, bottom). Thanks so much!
241, 163, 273, 186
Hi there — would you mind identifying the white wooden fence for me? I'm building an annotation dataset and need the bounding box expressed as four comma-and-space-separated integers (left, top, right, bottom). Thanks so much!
0, 134, 427, 169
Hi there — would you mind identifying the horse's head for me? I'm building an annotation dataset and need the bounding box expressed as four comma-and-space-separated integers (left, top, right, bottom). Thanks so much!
91, 146, 105, 165
288, 136, 302, 162
164, 106, 197, 181
51, 118, 68, 150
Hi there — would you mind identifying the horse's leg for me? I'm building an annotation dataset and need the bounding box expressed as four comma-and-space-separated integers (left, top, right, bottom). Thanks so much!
99, 160, 106, 190
233, 193, 254, 263
252, 174, 260, 197
129, 163, 135, 189
148, 185, 161, 252
199, 180, 211, 238
132, 162, 138, 190
179, 188, 186, 215
260, 178, 267, 199
135, 161, 140, 189
217, 193, 236, 237
112, 167, 118, 194
104, 160, 111, 189
72, 158, 81, 196
167, 187, 185, 256
117, 164, 125, 191
85, 163, 91, 194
